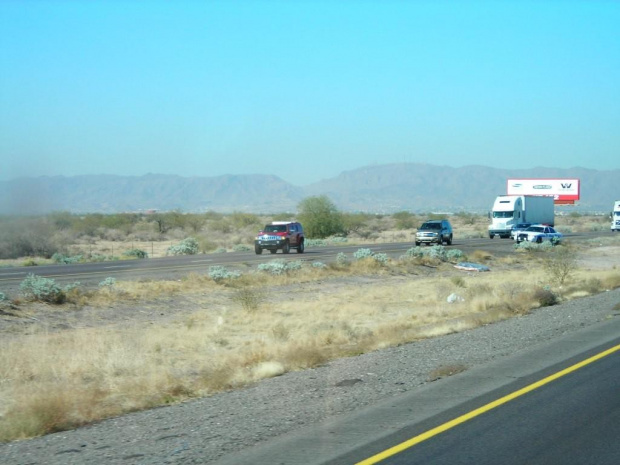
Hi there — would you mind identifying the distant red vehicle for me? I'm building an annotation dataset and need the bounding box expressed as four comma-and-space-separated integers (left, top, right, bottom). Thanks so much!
254, 221, 305, 254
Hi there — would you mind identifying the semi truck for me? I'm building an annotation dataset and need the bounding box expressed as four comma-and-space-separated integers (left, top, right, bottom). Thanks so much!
488, 195, 555, 239
612, 201, 620, 232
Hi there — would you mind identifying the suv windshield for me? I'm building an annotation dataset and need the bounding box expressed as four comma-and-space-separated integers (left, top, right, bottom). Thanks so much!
264, 225, 287, 233
420, 222, 441, 230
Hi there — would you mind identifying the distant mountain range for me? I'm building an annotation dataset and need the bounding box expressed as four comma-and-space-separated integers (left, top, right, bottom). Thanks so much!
0, 164, 617, 214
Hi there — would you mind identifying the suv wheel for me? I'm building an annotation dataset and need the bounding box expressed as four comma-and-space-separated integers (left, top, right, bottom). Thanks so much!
282, 241, 290, 254
437, 235, 443, 245
254, 245, 263, 255
297, 239, 305, 254
447, 234, 452, 245
270, 249, 277, 254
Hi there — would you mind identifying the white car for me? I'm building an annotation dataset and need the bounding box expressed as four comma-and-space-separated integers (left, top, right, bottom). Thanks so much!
516, 225, 563, 244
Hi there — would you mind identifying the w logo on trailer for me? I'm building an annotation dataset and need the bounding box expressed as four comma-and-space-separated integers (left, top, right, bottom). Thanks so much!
561, 183, 572, 189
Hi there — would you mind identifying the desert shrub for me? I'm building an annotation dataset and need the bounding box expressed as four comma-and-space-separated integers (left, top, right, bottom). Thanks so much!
123, 249, 148, 259
22, 258, 38, 266
0, 217, 62, 259
312, 261, 327, 269
353, 248, 374, 260
297, 195, 345, 238
0, 292, 7, 301
514, 241, 553, 252
232, 244, 251, 252
373, 253, 389, 265
208, 266, 241, 283
184, 214, 206, 234
196, 237, 218, 252
230, 212, 261, 228
393, 211, 416, 230
450, 276, 467, 288
63, 282, 81, 292
88, 253, 118, 262
209, 218, 232, 234
215, 247, 227, 253
533, 287, 558, 306
50, 253, 80, 264
446, 249, 464, 262
167, 237, 199, 255
98, 277, 116, 287
342, 212, 371, 235
257, 260, 288, 275
427, 245, 447, 260
401, 246, 425, 259
543, 246, 577, 285
270, 323, 291, 341
257, 260, 304, 275
20, 274, 66, 304
454, 212, 478, 225
584, 278, 603, 294
336, 252, 349, 266
401, 245, 464, 264
286, 260, 303, 271
230, 287, 265, 312
328, 236, 348, 243
466, 283, 494, 298
356, 230, 378, 240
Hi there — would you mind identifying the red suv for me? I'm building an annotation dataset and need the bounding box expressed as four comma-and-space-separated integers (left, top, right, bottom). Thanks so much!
254, 221, 305, 254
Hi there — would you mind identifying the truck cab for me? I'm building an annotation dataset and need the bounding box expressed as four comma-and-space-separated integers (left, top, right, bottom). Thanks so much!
488, 196, 524, 239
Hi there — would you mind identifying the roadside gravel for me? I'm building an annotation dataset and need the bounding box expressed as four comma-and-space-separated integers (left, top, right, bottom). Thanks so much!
2, 287, 620, 465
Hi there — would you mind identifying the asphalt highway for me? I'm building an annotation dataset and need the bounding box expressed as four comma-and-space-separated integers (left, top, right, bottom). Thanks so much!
212, 316, 620, 465
353, 342, 620, 465
0, 231, 608, 295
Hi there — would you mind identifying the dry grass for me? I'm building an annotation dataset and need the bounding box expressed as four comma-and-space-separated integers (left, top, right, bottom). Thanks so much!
1, 237, 620, 442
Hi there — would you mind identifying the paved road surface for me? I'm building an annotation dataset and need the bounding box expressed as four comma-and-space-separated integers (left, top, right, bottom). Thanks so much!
0, 231, 605, 294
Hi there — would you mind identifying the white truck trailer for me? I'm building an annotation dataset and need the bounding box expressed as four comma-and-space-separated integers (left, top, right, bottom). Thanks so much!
612, 201, 620, 232
488, 195, 555, 239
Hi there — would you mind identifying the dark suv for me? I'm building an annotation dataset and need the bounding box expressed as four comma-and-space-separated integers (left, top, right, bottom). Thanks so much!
254, 221, 305, 254
415, 219, 453, 246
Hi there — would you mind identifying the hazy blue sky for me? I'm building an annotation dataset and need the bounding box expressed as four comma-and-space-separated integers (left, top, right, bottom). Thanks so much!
1, 1, 619, 185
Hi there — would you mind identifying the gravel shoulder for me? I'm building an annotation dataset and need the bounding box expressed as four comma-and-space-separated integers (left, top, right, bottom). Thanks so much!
2, 285, 619, 465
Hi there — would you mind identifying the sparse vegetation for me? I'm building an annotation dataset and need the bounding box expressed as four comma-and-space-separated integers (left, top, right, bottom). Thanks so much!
297, 195, 344, 238
167, 237, 199, 255
230, 286, 265, 312
0, 212, 619, 443
123, 248, 148, 259
543, 245, 578, 285
19, 274, 66, 304
208, 266, 241, 283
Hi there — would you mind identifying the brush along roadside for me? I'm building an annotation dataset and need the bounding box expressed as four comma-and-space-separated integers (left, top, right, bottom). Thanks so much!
1, 248, 620, 442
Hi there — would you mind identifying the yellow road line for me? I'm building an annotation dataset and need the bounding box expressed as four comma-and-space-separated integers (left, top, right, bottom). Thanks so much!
356, 343, 620, 465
